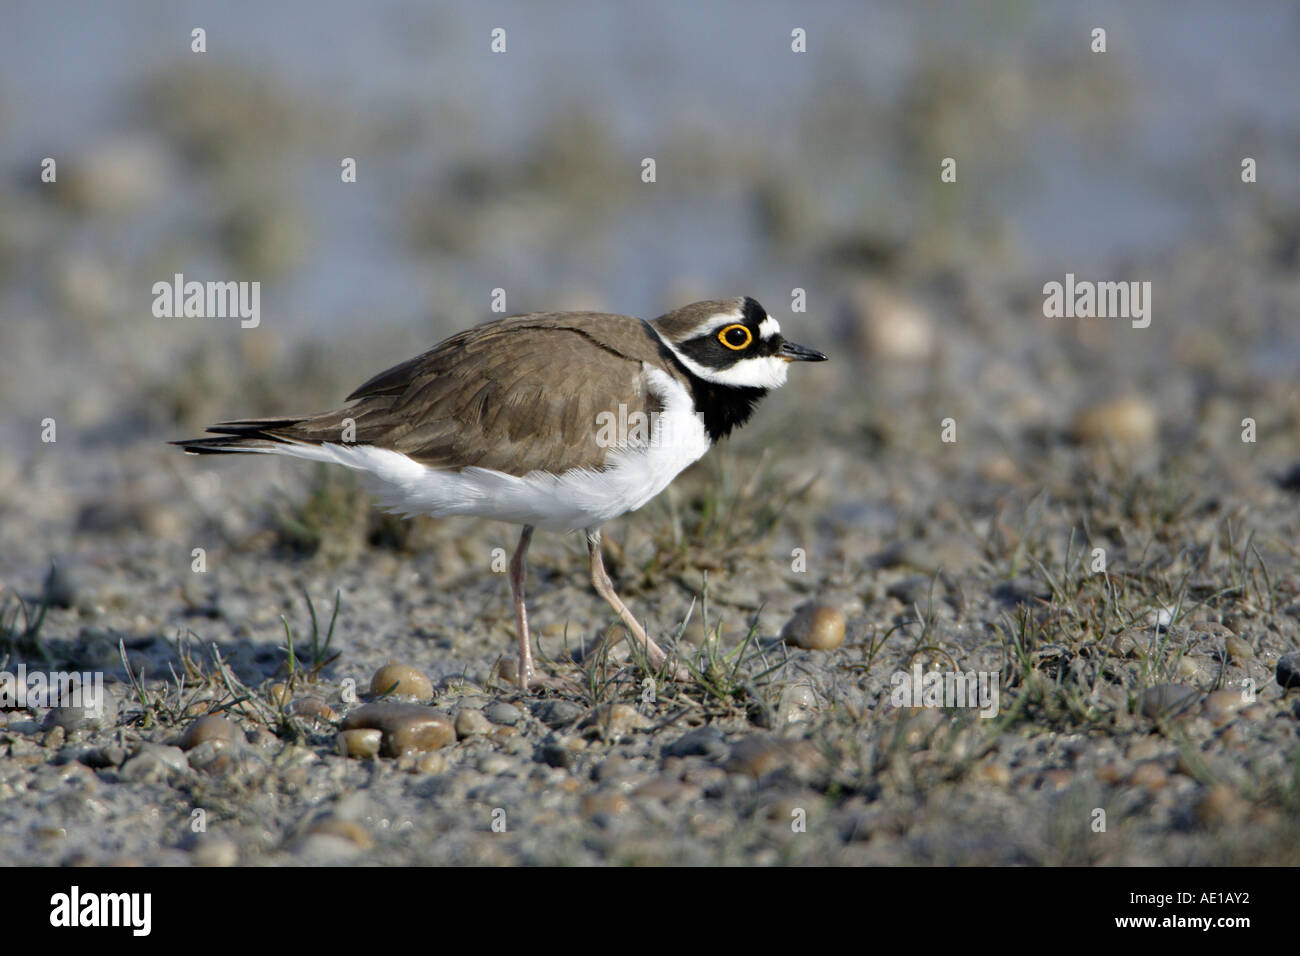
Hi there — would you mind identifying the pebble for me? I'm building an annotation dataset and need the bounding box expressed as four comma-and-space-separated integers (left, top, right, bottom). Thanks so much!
778, 682, 818, 725
580, 791, 630, 820
369, 662, 434, 702
1197, 784, 1247, 826
79, 745, 126, 769
179, 714, 240, 750
306, 816, 373, 849
664, 725, 727, 760
1072, 396, 1158, 445
118, 744, 189, 783
190, 836, 238, 867
1277, 652, 1300, 690
1224, 636, 1254, 663
416, 752, 448, 774
341, 702, 455, 757
455, 709, 493, 737
1129, 762, 1168, 793
781, 603, 846, 651
43, 692, 118, 733
483, 701, 522, 726
534, 699, 585, 728
337, 728, 383, 759
584, 703, 650, 739
289, 698, 338, 722
1203, 689, 1248, 726
1139, 684, 1199, 719
724, 734, 821, 779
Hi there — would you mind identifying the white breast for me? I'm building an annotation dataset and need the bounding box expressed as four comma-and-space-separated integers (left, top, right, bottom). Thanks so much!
254, 365, 710, 532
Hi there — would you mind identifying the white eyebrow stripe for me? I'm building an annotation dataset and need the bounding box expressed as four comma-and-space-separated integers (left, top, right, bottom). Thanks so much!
758, 316, 781, 339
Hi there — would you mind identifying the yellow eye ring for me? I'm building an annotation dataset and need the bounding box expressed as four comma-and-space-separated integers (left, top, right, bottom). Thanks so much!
717, 324, 752, 351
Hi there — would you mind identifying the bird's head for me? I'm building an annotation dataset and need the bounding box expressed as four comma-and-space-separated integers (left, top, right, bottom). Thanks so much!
651, 296, 827, 390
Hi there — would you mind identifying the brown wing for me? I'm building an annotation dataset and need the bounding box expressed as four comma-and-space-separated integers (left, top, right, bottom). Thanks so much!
185, 313, 676, 476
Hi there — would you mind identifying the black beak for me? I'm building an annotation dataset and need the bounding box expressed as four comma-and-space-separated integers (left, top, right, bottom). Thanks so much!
778, 339, 828, 362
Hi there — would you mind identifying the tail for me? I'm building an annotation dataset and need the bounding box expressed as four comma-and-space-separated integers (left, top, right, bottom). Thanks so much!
171, 417, 325, 456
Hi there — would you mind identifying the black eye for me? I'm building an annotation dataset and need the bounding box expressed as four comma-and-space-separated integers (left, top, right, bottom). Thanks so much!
718, 324, 752, 351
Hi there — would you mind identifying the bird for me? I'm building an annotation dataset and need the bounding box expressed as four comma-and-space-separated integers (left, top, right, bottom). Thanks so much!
173, 296, 826, 691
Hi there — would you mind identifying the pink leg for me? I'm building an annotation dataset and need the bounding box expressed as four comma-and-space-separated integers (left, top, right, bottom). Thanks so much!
509, 525, 535, 692
585, 529, 689, 681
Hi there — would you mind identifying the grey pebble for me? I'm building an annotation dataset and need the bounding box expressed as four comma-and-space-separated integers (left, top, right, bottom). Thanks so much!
1139, 684, 1199, 719
534, 699, 585, 728
483, 701, 522, 725
664, 725, 727, 760
119, 743, 189, 783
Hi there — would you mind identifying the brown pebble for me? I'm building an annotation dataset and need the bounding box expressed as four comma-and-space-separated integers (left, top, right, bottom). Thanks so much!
1197, 784, 1247, 826
1203, 689, 1248, 726
585, 703, 650, 739
290, 698, 339, 722
1072, 396, 1158, 445
1224, 636, 1254, 663
337, 728, 382, 759
306, 817, 373, 849
179, 714, 240, 751
369, 662, 434, 702
781, 603, 846, 651
1039, 769, 1073, 792
1095, 762, 1127, 785
976, 761, 1011, 786
341, 702, 455, 756
580, 791, 630, 818
455, 708, 493, 737
1129, 762, 1168, 793
415, 752, 448, 774
266, 682, 292, 707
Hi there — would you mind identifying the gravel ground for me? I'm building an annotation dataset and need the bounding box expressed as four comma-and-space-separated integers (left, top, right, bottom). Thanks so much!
4, 229, 1300, 865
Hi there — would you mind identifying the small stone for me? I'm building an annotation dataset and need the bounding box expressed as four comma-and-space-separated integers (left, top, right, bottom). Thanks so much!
369, 662, 434, 702
290, 697, 339, 723
341, 702, 455, 756
43, 691, 118, 734
1197, 784, 1247, 826
337, 728, 383, 759
483, 701, 522, 726
1072, 396, 1158, 445
1224, 636, 1254, 663
664, 725, 727, 760
1139, 684, 1199, 719
725, 734, 821, 779
1039, 769, 1073, 792
455, 708, 493, 737
778, 682, 818, 725
584, 703, 650, 739
119, 744, 188, 783
306, 816, 373, 849
781, 603, 846, 651
42, 562, 78, 609
415, 752, 447, 774
1129, 762, 1168, 793
190, 836, 238, 867
1276, 651, 1300, 690
265, 682, 292, 707
179, 714, 240, 750
976, 761, 1011, 786
534, 699, 585, 728
79, 745, 126, 769
1203, 689, 1249, 726
1095, 762, 1127, 785
580, 790, 630, 819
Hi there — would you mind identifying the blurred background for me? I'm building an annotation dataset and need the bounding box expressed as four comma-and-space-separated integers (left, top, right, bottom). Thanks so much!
0, 0, 1298, 575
